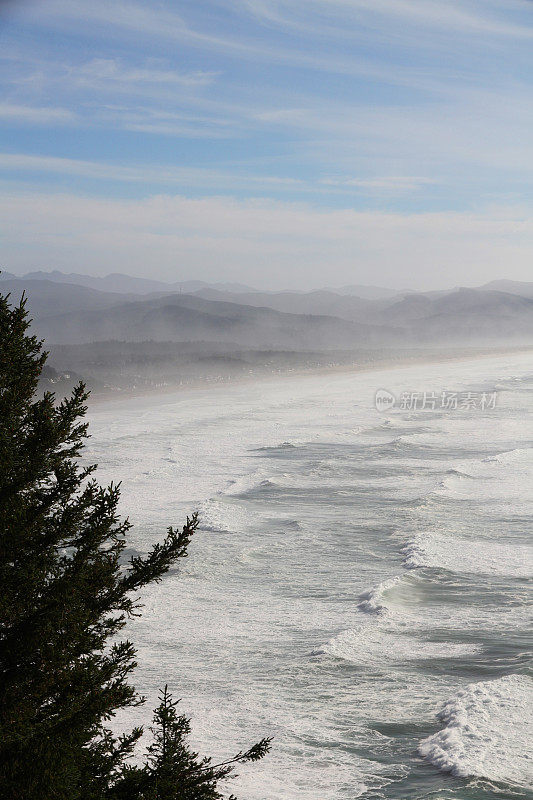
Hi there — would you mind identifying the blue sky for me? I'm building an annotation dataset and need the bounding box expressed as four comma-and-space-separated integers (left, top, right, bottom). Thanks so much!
1, 0, 532, 289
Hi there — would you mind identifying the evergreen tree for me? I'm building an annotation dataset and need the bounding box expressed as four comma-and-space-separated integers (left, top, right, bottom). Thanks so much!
0, 290, 269, 799
114, 686, 270, 800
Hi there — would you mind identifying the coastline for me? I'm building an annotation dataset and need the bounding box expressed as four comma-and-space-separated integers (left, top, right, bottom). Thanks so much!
87, 341, 533, 800
87, 343, 533, 408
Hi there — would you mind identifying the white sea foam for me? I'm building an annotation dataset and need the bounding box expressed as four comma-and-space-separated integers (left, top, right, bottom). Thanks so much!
199, 498, 252, 533
86, 352, 533, 800
324, 573, 481, 664
357, 576, 404, 613
419, 675, 533, 789
483, 447, 533, 465
403, 532, 533, 577
431, 447, 533, 509
222, 469, 273, 495
322, 624, 480, 666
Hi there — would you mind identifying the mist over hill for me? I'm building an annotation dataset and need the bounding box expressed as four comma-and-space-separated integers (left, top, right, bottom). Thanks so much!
479, 280, 533, 298
1, 280, 398, 349
0, 270, 256, 296
2, 270, 532, 394
191, 285, 533, 343
1, 270, 405, 298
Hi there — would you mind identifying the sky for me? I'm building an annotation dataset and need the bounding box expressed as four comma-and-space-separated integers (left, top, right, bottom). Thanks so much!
1, 0, 532, 290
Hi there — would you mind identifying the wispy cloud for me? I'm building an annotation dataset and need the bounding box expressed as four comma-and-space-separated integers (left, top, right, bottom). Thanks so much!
0, 103, 75, 124
1, 0, 532, 287
0, 152, 306, 191
0, 152, 445, 201
1, 188, 532, 288
22, 0, 498, 91
320, 176, 437, 193
240, 0, 533, 39
99, 105, 236, 138
71, 58, 218, 88
251, 86, 533, 175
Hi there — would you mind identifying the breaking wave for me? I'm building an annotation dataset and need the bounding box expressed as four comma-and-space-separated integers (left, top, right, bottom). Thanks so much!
357, 576, 404, 614
419, 674, 533, 790
402, 532, 533, 578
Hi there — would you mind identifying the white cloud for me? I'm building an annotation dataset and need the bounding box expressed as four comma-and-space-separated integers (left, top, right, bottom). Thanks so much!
240, 0, 533, 38
1, 188, 532, 289
0, 103, 75, 124
70, 58, 217, 88
99, 106, 235, 138
26, 0, 512, 92
0, 152, 304, 190
1, 0, 531, 254
0, 152, 441, 199
320, 176, 436, 193
8, 0, 531, 153
34, 0, 533, 48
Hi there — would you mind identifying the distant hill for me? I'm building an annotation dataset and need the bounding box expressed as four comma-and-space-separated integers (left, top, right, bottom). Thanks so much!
404, 288, 533, 343
2, 273, 533, 350
19, 289, 400, 349
321, 284, 403, 299
1, 270, 407, 299
192, 288, 386, 321
2, 270, 256, 296
479, 280, 533, 298
0, 279, 137, 318
5, 269, 533, 303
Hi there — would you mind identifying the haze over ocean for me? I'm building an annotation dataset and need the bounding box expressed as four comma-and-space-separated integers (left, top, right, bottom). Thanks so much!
86, 352, 533, 799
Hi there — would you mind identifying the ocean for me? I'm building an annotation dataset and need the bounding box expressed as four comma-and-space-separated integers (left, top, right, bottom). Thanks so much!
86, 352, 533, 800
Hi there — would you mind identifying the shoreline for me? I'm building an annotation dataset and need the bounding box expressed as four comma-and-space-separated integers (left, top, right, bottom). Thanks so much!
86, 343, 533, 408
